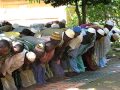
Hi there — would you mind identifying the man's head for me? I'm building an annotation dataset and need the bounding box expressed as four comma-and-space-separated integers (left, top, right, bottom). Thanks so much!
20, 29, 35, 36
103, 28, 109, 36
63, 29, 75, 41
34, 43, 45, 59
50, 32, 61, 45
26, 51, 36, 63
12, 41, 24, 54
104, 20, 114, 31
81, 28, 96, 44
0, 39, 11, 56
110, 33, 120, 42
111, 27, 120, 34
86, 28, 96, 37
73, 26, 81, 38
96, 29, 105, 40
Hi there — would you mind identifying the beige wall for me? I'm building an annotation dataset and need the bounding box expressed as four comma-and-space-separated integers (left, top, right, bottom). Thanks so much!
0, 0, 51, 8
0, 0, 66, 26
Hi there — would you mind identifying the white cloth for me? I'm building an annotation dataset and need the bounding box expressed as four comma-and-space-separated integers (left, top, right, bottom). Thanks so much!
1, 74, 17, 90
20, 69, 36, 87
1, 50, 27, 75
94, 35, 111, 64
69, 33, 83, 50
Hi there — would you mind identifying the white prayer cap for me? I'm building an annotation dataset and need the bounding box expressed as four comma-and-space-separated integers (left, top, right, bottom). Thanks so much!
51, 23, 59, 28
26, 52, 36, 62
0, 37, 12, 42
65, 29, 75, 38
111, 27, 120, 34
60, 19, 66, 24
103, 28, 109, 34
112, 33, 120, 40
87, 28, 96, 34
106, 20, 114, 26
12, 41, 22, 46
97, 29, 105, 36
30, 28, 38, 33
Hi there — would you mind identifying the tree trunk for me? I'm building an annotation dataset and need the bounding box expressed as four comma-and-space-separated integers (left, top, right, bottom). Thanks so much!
75, 0, 82, 25
82, 0, 87, 24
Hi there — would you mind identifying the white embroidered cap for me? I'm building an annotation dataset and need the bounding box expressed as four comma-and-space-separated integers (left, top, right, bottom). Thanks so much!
65, 29, 75, 38
103, 28, 109, 34
51, 23, 59, 28
106, 20, 114, 26
26, 52, 36, 62
87, 28, 96, 34
97, 29, 105, 36
112, 33, 120, 40
111, 27, 120, 34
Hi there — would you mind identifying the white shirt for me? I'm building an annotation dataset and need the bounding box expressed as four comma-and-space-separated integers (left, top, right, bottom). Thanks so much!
2, 50, 27, 75
69, 33, 83, 50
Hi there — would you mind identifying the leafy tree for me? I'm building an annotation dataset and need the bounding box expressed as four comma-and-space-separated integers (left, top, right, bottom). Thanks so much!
43, 0, 112, 24
28, 0, 113, 25
87, 0, 120, 26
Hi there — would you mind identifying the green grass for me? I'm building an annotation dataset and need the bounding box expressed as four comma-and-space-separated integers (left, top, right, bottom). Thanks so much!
40, 28, 66, 36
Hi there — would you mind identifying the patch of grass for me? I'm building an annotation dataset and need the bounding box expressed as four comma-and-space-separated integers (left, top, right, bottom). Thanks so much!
40, 28, 66, 36
107, 49, 120, 58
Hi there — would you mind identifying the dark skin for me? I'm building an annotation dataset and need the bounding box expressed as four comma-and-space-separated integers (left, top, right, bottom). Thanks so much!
0, 40, 11, 77
12, 44, 24, 54
81, 32, 95, 45
110, 36, 116, 42
96, 32, 104, 40
0, 47, 10, 56
20, 29, 35, 36
33, 39, 60, 63
53, 33, 73, 60
0, 40, 11, 56
63, 32, 72, 44
45, 38, 61, 52
104, 24, 113, 31
74, 32, 81, 38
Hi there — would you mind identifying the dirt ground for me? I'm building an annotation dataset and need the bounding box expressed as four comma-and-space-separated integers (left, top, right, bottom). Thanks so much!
20, 57, 120, 90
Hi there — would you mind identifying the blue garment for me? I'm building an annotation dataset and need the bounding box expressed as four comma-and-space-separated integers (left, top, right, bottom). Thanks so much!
73, 26, 81, 33
50, 61, 64, 77
69, 36, 95, 73
32, 64, 46, 85
69, 56, 85, 73
99, 57, 107, 67
69, 44, 90, 73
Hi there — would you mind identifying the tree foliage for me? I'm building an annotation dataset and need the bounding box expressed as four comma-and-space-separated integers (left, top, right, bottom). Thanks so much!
28, 0, 120, 26
87, 0, 120, 26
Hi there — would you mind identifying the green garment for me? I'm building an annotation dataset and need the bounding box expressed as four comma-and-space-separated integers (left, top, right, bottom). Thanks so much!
0, 25, 12, 33
18, 36, 46, 51
76, 55, 85, 72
